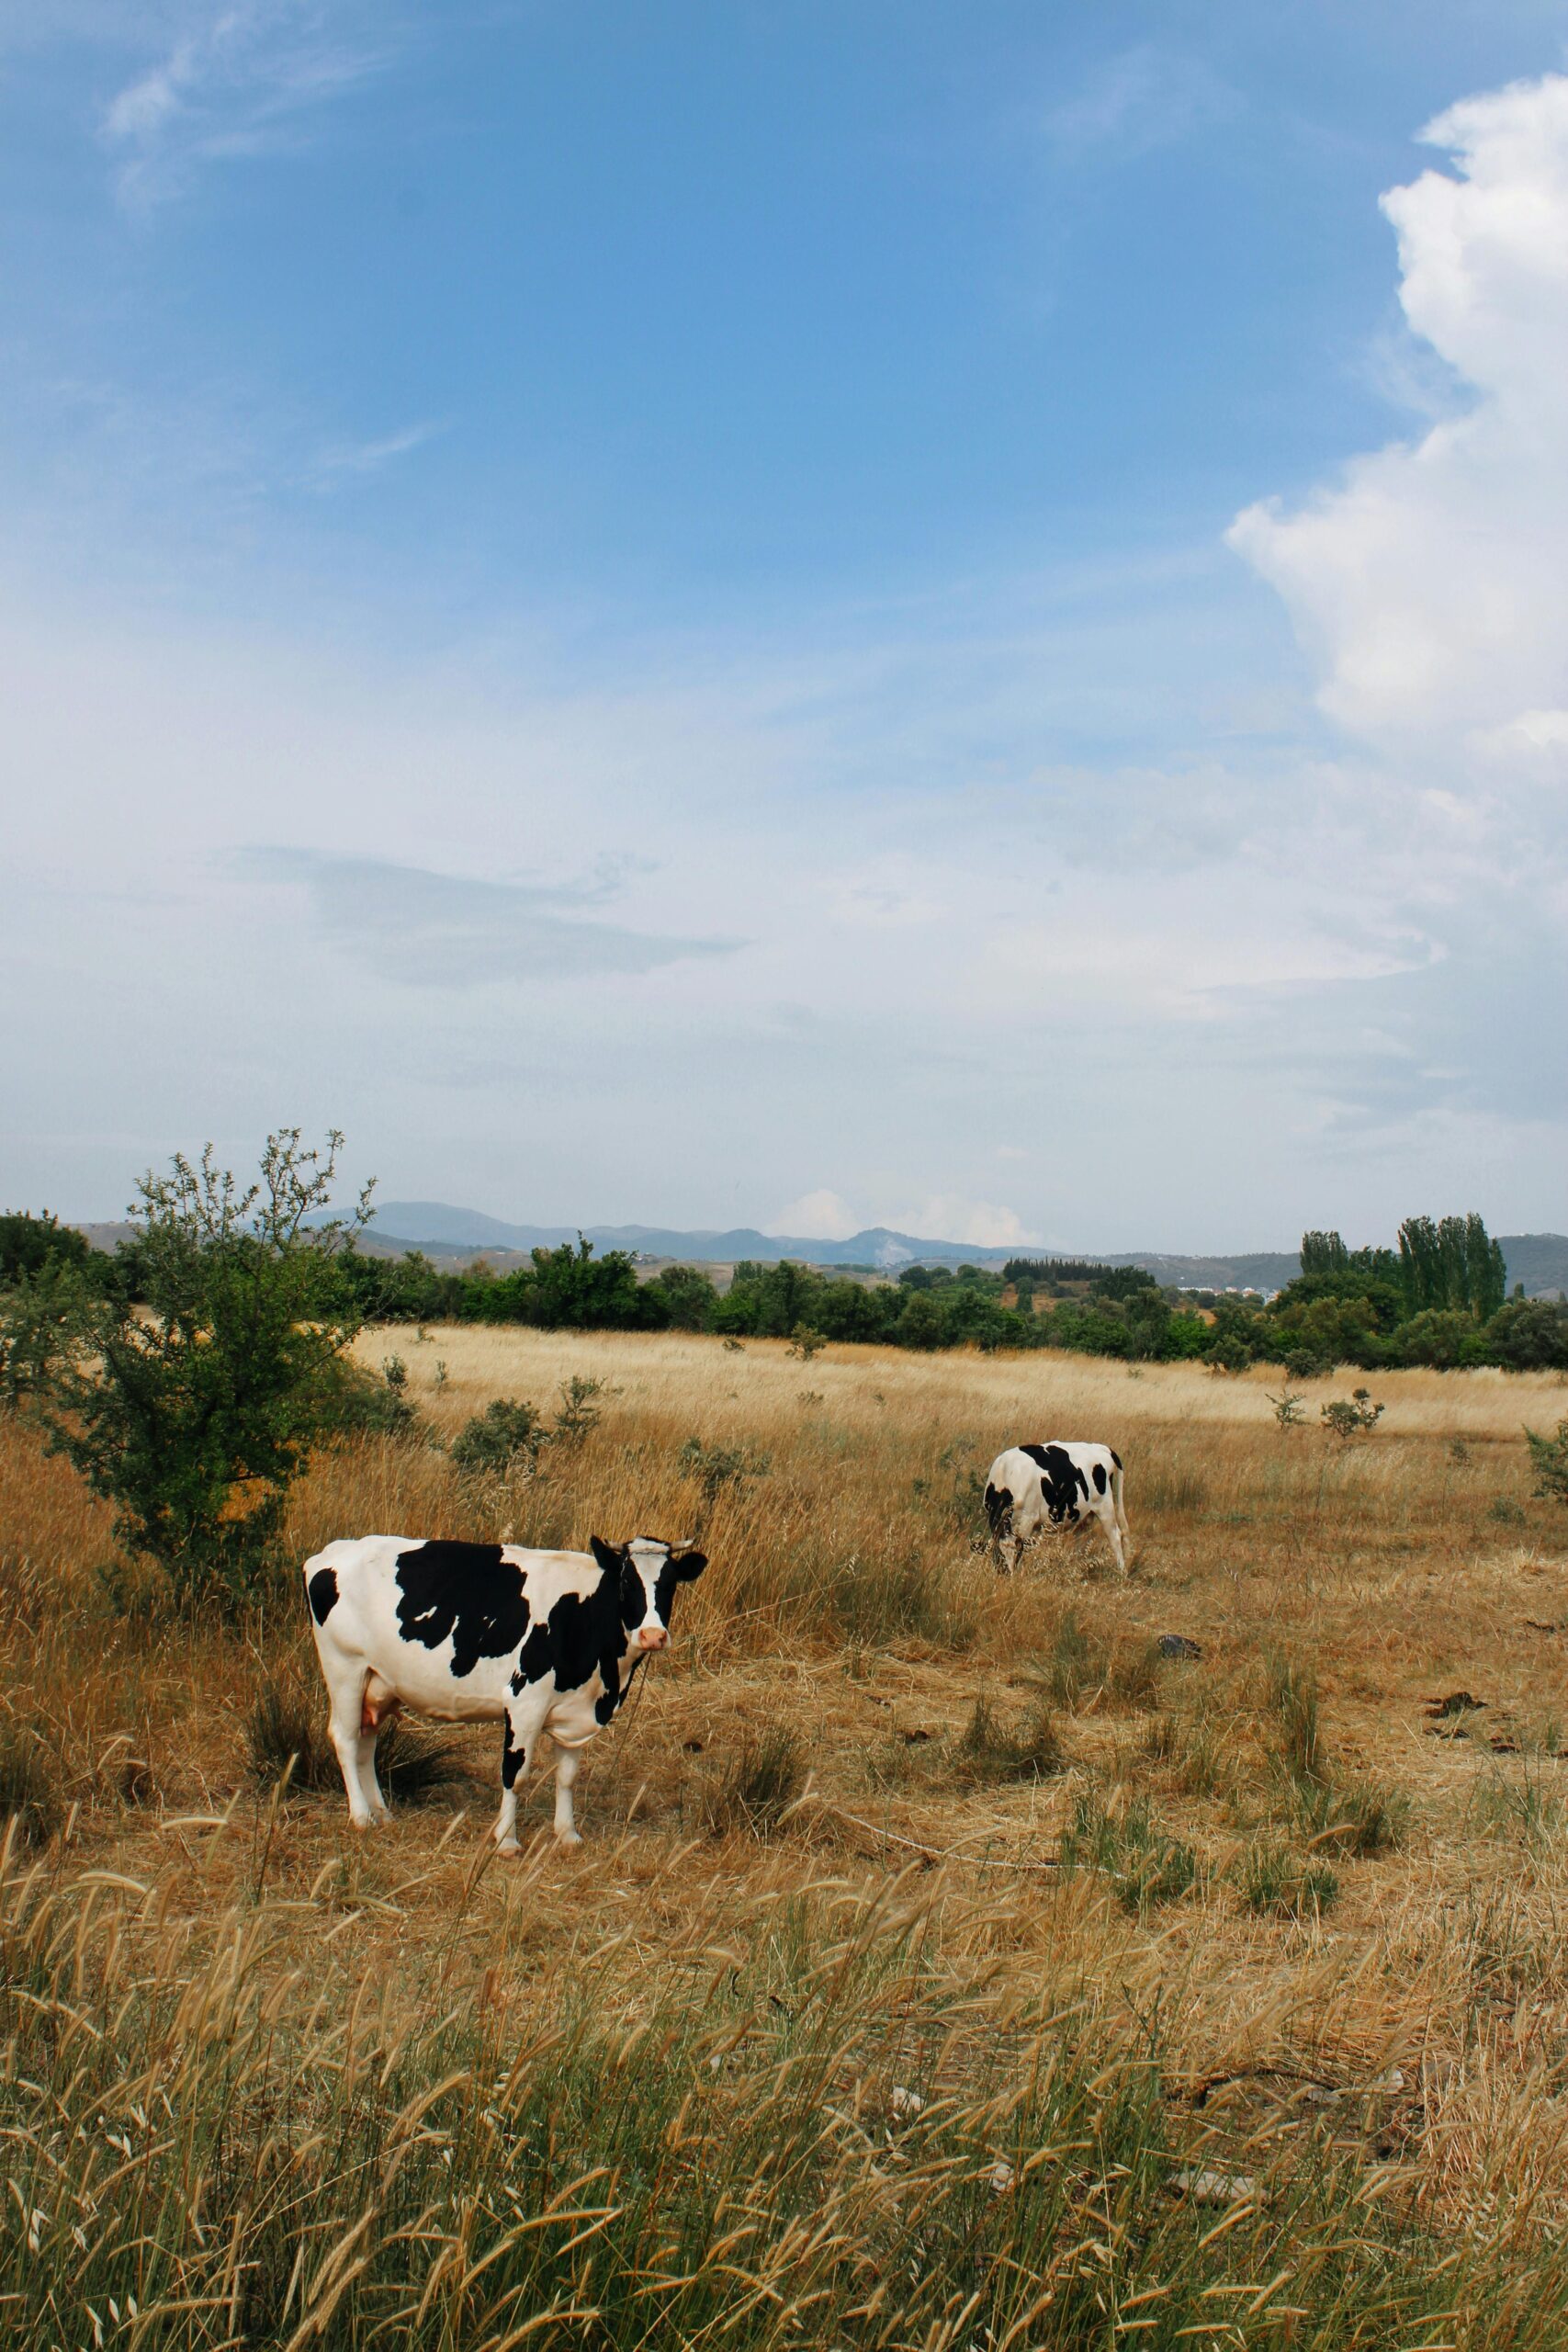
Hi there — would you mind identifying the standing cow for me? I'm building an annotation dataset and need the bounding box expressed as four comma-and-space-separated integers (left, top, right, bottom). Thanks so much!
984, 1442, 1129, 1576
303, 1532, 706, 1850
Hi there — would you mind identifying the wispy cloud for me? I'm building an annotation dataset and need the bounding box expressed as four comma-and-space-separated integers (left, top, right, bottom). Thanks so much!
307, 420, 444, 487
236, 848, 742, 986
1043, 45, 1239, 162
101, 3, 396, 210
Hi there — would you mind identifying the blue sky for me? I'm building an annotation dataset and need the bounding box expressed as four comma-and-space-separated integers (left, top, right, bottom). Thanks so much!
3, 3, 1565, 1248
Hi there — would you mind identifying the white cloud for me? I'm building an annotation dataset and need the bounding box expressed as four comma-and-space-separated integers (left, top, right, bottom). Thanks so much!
887, 1197, 1040, 1250
771, 1190, 859, 1240
1229, 74, 1568, 760
101, 2, 393, 209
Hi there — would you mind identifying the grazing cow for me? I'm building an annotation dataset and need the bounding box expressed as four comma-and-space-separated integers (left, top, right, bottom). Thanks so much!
302, 1532, 706, 1850
984, 1442, 1129, 1577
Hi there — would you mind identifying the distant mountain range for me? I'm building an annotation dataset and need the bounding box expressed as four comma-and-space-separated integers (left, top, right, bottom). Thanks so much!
309, 1200, 1568, 1297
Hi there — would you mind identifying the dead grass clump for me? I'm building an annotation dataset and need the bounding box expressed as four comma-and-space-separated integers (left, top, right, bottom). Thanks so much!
1291, 1772, 1409, 1856
953, 1696, 1066, 1785
1265, 1654, 1325, 1784
245, 1671, 340, 1790
0, 1719, 60, 1846
245, 1673, 473, 1803
702, 1726, 807, 1838
830, 1551, 975, 1651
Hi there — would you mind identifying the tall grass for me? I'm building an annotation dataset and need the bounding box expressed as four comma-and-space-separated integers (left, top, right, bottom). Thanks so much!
3, 1857, 1565, 2350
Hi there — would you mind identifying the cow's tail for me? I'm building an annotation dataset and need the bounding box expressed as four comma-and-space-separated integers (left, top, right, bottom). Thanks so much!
984, 1481, 1012, 1542
1110, 1450, 1129, 1539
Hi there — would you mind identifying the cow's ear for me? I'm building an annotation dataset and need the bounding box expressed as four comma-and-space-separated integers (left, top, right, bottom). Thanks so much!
671, 1549, 707, 1583
590, 1535, 622, 1575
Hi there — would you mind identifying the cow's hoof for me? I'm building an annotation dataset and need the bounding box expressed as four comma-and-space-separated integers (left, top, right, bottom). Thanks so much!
495, 1836, 522, 1858
554, 1829, 584, 1849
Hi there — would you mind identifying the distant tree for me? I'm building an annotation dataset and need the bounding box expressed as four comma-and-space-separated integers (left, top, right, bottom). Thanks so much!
648, 1262, 719, 1331
0, 1211, 94, 1286
1399, 1211, 1506, 1319
523, 1236, 657, 1330
1300, 1230, 1349, 1276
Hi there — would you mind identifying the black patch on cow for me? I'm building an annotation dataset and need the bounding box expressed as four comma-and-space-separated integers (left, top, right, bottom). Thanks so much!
1111, 1449, 1122, 1471
651, 1548, 707, 1628
984, 1482, 1013, 1538
1020, 1442, 1089, 1525
502, 1715, 525, 1788
394, 1541, 531, 1679
513, 1572, 630, 1724
1091, 1462, 1108, 1495
307, 1566, 339, 1625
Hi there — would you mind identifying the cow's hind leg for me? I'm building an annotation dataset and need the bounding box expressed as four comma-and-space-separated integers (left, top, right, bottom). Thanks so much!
325, 1666, 378, 1830
1102, 1509, 1127, 1578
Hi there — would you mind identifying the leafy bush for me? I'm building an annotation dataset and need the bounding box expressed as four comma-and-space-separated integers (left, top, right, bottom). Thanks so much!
785, 1325, 826, 1361
552, 1374, 612, 1444
0, 1211, 93, 1284
1526, 1419, 1568, 1508
451, 1397, 548, 1479
328, 1357, 421, 1441
1321, 1388, 1384, 1442
41, 1130, 368, 1610
677, 1435, 772, 1503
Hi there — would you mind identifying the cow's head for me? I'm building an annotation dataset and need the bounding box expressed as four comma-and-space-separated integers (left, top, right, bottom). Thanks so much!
591, 1534, 707, 1652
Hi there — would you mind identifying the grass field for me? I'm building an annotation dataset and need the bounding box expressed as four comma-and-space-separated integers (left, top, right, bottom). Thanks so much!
3, 1328, 1568, 2347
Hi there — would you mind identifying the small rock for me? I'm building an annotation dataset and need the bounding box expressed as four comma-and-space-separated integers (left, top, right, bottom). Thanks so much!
888, 2086, 925, 2120
682, 1739, 705, 1753
1169, 2167, 1258, 2205
987, 2160, 1016, 2195
901, 1727, 934, 1745
1299, 2085, 1341, 2107
1367, 2068, 1405, 2094
1158, 1634, 1203, 1660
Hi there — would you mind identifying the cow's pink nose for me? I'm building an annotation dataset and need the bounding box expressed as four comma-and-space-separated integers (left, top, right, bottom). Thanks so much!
637, 1627, 668, 1650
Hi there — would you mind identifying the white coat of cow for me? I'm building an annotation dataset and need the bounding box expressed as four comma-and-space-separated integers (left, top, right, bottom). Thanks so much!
984, 1442, 1129, 1576
303, 1532, 706, 1849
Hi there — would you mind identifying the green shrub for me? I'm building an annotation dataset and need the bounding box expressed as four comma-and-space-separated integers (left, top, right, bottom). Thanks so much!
1525, 1419, 1568, 1508
40, 1130, 369, 1610
552, 1374, 612, 1444
451, 1397, 547, 1479
1058, 1788, 1200, 1912
1235, 1838, 1339, 1917
677, 1435, 772, 1503
1321, 1389, 1384, 1442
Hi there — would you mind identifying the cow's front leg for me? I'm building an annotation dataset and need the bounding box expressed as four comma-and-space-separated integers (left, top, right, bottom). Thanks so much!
552, 1743, 583, 1847
493, 1702, 538, 1855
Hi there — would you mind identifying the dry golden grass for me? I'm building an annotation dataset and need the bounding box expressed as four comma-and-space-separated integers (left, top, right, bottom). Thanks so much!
4, 1328, 1568, 2344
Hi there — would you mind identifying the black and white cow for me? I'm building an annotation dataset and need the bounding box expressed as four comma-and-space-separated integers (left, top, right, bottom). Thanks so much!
983, 1442, 1128, 1577
302, 1533, 706, 1850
